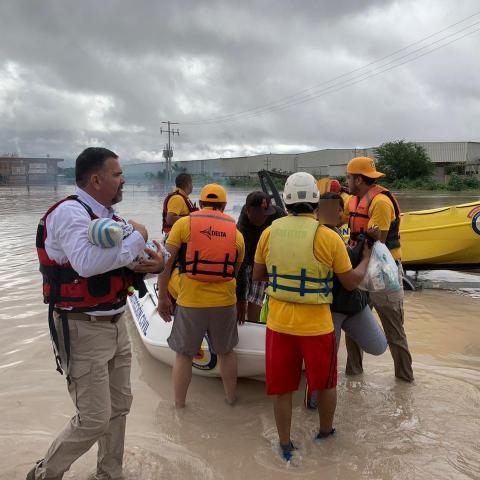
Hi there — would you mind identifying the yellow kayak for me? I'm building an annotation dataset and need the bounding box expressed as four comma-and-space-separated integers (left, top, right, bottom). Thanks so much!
400, 201, 480, 268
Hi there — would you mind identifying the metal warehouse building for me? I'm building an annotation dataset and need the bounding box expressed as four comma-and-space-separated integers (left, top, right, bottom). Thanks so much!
122, 141, 480, 181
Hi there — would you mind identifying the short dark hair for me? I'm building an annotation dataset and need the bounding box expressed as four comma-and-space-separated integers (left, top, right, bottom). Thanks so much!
75, 147, 118, 187
286, 202, 318, 214
175, 173, 192, 189
320, 192, 344, 209
354, 174, 376, 186
199, 200, 226, 210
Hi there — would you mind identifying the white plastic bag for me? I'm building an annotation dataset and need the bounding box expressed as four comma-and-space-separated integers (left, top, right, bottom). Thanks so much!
358, 241, 401, 293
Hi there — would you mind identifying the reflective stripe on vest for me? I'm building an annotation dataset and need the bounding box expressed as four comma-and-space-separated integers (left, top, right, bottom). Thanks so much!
181, 209, 237, 283
266, 216, 333, 304
348, 185, 401, 250
162, 190, 197, 233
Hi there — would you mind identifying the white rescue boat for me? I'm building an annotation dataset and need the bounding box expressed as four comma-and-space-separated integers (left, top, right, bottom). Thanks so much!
127, 277, 266, 378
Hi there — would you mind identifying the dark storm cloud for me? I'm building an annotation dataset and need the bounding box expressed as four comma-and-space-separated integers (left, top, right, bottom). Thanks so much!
1, 0, 479, 163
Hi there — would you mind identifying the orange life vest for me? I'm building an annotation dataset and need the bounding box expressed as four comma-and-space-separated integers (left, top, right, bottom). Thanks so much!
348, 185, 401, 250
179, 209, 237, 282
162, 190, 197, 233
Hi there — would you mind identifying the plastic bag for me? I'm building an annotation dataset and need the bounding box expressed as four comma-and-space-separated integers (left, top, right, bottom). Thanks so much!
358, 241, 401, 292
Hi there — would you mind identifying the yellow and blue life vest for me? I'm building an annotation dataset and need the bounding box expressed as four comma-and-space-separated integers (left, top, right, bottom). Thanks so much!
266, 216, 333, 304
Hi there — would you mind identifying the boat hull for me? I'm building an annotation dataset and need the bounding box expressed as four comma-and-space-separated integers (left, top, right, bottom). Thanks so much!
400, 201, 480, 267
339, 201, 480, 268
127, 277, 266, 378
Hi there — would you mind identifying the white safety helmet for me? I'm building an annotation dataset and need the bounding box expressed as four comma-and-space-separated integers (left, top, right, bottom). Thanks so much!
282, 172, 319, 205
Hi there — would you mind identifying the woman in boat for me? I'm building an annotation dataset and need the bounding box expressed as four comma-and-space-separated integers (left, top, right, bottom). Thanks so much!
306, 192, 388, 408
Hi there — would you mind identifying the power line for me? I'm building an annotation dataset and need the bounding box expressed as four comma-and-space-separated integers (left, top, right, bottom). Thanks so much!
184, 11, 480, 125
215, 21, 480, 122
190, 18, 480, 124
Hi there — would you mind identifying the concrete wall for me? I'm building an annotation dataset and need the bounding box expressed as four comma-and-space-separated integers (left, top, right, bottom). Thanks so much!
466, 143, 480, 173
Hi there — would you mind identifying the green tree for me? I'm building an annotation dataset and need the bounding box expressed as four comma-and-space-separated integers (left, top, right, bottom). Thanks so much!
172, 162, 187, 174
374, 140, 434, 180
63, 167, 76, 179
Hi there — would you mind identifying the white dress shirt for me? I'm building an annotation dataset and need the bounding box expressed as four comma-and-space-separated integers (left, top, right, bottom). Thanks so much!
45, 188, 146, 314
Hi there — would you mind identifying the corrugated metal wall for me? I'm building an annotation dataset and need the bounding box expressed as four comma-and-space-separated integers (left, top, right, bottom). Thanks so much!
418, 142, 467, 164
122, 142, 480, 179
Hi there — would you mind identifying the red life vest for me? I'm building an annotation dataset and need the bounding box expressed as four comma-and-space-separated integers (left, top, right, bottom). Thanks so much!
37, 195, 138, 382
348, 185, 401, 250
36, 195, 134, 312
162, 190, 197, 233
179, 209, 238, 282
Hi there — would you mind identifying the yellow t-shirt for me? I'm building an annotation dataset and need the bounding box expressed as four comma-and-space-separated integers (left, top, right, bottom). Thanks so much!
167, 268, 180, 300
368, 194, 402, 260
255, 214, 352, 336
166, 210, 245, 308
341, 191, 352, 226
166, 188, 192, 216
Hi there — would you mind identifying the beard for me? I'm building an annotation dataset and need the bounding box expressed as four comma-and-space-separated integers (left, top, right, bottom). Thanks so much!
112, 188, 123, 205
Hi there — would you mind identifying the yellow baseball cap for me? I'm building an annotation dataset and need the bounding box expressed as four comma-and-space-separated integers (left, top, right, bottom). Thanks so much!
200, 183, 227, 203
347, 157, 385, 178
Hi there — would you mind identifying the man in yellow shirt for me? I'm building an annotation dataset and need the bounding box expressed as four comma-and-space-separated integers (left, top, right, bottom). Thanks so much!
162, 173, 197, 234
345, 157, 414, 382
162, 173, 197, 305
157, 184, 245, 408
253, 172, 370, 462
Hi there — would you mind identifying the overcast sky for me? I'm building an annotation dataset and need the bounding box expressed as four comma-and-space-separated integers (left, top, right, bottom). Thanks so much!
1, 0, 480, 164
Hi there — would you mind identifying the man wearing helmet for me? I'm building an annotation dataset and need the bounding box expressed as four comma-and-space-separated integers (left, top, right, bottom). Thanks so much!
253, 172, 371, 461
345, 157, 414, 383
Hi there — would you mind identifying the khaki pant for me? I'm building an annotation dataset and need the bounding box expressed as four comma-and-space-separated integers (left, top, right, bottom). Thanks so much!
34, 313, 133, 479
345, 264, 414, 382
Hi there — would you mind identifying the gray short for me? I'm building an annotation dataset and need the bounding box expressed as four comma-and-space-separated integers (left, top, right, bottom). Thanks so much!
167, 304, 239, 357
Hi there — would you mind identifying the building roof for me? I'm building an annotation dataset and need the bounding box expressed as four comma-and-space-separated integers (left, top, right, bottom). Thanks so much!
0, 156, 63, 163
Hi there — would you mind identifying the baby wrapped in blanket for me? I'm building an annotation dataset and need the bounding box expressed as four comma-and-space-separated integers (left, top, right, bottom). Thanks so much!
87, 218, 170, 269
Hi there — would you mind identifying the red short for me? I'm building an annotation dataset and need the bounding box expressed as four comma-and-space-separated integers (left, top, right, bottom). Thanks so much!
265, 328, 337, 395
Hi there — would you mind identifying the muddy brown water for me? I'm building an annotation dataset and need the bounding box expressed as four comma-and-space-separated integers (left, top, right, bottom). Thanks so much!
0, 186, 479, 479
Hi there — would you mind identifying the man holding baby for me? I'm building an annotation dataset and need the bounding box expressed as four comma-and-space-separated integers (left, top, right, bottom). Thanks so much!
28, 147, 165, 480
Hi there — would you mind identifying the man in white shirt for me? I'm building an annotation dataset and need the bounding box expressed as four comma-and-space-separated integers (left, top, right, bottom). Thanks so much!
28, 147, 164, 480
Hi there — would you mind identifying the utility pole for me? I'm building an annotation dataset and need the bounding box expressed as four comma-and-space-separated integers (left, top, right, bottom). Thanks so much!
265, 156, 271, 170
160, 121, 180, 182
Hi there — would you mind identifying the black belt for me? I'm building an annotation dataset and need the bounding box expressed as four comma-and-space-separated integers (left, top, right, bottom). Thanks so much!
64, 312, 123, 323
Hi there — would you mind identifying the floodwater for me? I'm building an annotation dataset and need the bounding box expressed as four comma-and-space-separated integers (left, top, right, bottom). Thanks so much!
0, 185, 479, 480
